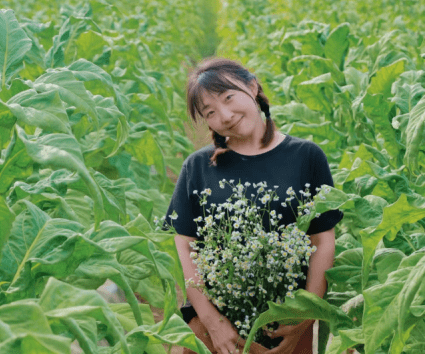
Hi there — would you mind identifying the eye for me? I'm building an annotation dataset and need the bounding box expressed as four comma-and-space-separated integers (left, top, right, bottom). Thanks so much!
206, 111, 215, 118
225, 94, 233, 101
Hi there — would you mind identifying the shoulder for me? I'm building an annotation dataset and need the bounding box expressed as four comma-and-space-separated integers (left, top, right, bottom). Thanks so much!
285, 135, 326, 158
182, 144, 215, 171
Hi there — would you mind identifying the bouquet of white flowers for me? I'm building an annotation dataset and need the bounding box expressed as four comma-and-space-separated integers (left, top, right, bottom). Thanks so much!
159, 180, 329, 349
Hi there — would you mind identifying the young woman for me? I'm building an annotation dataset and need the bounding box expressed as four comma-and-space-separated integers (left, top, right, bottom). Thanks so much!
164, 58, 343, 354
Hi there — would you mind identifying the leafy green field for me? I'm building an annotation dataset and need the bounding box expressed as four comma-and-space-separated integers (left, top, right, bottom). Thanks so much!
0, 0, 425, 353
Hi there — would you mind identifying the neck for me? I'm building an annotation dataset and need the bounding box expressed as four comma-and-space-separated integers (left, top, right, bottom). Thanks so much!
226, 129, 283, 156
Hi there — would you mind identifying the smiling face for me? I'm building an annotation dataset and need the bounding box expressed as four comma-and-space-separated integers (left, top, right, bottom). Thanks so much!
198, 77, 263, 142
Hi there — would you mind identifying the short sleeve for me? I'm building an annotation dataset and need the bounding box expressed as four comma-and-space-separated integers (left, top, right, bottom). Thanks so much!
163, 162, 198, 237
307, 145, 343, 235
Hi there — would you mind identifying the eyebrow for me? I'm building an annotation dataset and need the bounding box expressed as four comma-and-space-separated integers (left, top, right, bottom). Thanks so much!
201, 104, 210, 113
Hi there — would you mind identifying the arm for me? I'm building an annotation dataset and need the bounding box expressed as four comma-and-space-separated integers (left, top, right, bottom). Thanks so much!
305, 227, 335, 298
175, 234, 246, 354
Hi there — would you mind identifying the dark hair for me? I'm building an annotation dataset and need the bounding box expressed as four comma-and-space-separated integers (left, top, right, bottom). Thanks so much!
186, 57, 276, 165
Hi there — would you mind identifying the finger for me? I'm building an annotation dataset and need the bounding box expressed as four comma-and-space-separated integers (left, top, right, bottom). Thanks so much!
265, 329, 283, 339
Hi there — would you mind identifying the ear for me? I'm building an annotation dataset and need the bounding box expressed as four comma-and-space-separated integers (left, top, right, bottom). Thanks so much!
248, 78, 258, 97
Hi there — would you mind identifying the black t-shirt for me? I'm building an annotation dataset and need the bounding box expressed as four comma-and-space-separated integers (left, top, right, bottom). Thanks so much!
164, 134, 343, 323
164, 134, 343, 237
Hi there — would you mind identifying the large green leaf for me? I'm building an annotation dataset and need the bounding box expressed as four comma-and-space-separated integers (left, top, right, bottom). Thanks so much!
362, 93, 400, 161
296, 73, 334, 115
33, 70, 98, 128
0, 301, 72, 353
287, 55, 345, 85
0, 10, 32, 88
391, 70, 425, 115
0, 200, 89, 301
16, 126, 104, 227
324, 23, 350, 71
360, 194, 425, 288
121, 314, 211, 354
326, 328, 364, 354
363, 252, 425, 354
125, 130, 166, 187
0, 128, 32, 194
0, 100, 16, 148
39, 277, 130, 354
243, 290, 353, 354
368, 59, 406, 99
271, 102, 322, 124
74, 30, 109, 61
65, 59, 131, 117
44, 16, 101, 68
0, 196, 14, 257
404, 94, 425, 173
7, 90, 71, 133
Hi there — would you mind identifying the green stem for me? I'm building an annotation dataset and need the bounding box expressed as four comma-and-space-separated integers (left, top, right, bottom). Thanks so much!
112, 275, 144, 326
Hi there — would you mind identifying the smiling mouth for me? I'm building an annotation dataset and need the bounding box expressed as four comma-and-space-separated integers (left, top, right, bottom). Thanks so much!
230, 117, 243, 130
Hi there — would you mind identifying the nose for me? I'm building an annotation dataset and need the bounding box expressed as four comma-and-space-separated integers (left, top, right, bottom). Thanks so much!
218, 106, 234, 124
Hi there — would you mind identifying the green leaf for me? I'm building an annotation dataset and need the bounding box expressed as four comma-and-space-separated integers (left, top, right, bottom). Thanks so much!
91, 94, 129, 157
243, 290, 353, 354
109, 303, 156, 332
93, 171, 127, 223
404, 94, 425, 173
296, 73, 334, 114
0, 301, 52, 335
0, 100, 16, 148
16, 126, 104, 227
368, 59, 406, 99
0, 301, 72, 353
271, 102, 322, 124
125, 130, 166, 186
40, 277, 130, 354
390, 255, 425, 353
8, 90, 71, 133
123, 314, 211, 354
325, 23, 350, 70
0, 201, 89, 300
363, 253, 425, 354
0, 196, 14, 257
326, 328, 364, 354
360, 194, 425, 288
325, 248, 363, 293
131, 93, 172, 133
391, 70, 425, 114
362, 93, 400, 160
288, 55, 345, 85
0, 10, 32, 88
344, 67, 368, 97
34, 70, 98, 128
0, 128, 32, 194
281, 29, 325, 56
74, 30, 109, 61
372, 248, 405, 283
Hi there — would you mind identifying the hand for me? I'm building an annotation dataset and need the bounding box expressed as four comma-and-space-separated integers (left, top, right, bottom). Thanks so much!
204, 315, 246, 354
262, 320, 314, 354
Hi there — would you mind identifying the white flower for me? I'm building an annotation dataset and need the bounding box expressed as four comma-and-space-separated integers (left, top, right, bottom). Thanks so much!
193, 190, 198, 194
169, 211, 178, 220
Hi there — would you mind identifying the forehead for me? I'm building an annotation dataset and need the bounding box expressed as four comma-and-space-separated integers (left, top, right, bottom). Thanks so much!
197, 78, 247, 108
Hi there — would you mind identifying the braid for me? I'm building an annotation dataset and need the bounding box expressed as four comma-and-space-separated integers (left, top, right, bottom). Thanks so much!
210, 131, 230, 166
255, 83, 276, 146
